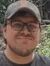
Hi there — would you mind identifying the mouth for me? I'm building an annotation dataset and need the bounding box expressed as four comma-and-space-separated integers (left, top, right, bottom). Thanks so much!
17, 37, 32, 40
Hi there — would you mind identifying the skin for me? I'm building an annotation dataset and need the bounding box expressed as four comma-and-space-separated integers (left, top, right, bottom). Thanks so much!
2, 15, 40, 64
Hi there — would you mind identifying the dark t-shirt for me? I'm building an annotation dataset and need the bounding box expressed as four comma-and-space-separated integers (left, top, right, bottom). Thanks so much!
0, 52, 50, 66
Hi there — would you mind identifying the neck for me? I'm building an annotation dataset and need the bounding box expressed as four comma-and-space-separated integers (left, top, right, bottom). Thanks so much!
4, 46, 35, 64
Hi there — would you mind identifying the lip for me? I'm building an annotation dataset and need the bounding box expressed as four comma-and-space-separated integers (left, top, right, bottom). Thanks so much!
17, 37, 32, 40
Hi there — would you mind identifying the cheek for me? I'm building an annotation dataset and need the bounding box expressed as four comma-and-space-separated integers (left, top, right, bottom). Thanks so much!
6, 29, 13, 39
5, 27, 18, 43
35, 31, 40, 44
32, 32, 40, 46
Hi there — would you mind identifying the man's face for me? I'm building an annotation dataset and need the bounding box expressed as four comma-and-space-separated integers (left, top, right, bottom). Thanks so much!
3, 15, 40, 57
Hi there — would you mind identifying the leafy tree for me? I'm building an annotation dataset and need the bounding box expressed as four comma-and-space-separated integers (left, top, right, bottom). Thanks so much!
36, 25, 50, 57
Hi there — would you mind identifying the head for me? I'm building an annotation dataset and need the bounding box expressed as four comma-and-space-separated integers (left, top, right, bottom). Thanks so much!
2, 0, 41, 57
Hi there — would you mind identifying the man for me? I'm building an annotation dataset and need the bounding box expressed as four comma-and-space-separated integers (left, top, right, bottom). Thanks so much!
0, 0, 50, 66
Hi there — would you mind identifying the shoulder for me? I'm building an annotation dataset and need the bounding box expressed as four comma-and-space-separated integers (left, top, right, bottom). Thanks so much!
0, 51, 4, 61
0, 51, 9, 66
35, 53, 50, 66
0, 51, 4, 65
0, 51, 4, 58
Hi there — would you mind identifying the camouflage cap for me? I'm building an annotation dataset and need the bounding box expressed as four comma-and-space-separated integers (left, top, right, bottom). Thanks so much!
4, 0, 41, 23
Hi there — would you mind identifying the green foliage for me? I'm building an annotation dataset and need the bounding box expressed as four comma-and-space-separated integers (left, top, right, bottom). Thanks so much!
0, 0, 19, 25
36, 25, 50, 57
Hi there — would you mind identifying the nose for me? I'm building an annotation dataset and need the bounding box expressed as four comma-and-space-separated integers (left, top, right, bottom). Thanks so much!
20, 26, 30, 35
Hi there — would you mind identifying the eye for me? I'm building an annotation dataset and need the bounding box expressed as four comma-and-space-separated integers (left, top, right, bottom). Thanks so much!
12, 22, 23, 28
28, 24, 37, 29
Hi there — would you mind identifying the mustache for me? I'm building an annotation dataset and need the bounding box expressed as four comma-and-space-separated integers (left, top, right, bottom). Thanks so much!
16, 31, 35, 39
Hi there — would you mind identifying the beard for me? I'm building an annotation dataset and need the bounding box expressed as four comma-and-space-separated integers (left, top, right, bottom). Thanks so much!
8, 45, 35, 57
7, 32, 36, 57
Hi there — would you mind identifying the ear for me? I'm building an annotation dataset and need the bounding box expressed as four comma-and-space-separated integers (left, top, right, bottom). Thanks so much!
1, 26, 7, 38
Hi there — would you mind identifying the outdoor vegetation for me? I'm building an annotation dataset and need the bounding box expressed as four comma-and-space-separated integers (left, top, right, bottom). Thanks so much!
0, 0, 50, 57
